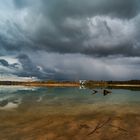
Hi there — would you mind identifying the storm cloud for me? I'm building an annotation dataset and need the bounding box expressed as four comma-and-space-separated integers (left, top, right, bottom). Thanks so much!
0, 0, 140, 80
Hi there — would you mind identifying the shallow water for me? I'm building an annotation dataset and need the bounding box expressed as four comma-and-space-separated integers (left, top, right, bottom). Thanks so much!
0, 86, 140, 140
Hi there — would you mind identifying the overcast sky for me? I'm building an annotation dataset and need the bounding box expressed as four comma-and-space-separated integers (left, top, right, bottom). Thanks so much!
0, 0, 140, 81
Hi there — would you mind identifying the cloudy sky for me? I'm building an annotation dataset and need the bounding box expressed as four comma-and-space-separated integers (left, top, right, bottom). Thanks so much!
0, 0, 140, 81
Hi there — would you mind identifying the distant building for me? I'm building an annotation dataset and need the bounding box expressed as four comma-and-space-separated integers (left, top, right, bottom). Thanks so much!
79, 80, 86, 85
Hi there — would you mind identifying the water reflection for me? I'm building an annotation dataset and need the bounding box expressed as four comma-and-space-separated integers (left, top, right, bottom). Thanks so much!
0, 99, 21, 110
0, 85, 38, 93
92, 89, 112, 96
0, 86, 38, 110
0, 86, 139, 112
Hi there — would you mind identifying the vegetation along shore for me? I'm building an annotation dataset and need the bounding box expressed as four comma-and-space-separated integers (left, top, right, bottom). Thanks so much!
0, 80, 140, 88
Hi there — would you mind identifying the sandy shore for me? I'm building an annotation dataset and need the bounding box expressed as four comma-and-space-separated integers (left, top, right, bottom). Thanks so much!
0, 111, 139, 140
0, 103, 140, 140
23, 83, 80, 87
0, 81, 80, 87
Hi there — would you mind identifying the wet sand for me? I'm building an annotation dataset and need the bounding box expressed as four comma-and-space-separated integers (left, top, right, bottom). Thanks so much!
0, 106, 139, 140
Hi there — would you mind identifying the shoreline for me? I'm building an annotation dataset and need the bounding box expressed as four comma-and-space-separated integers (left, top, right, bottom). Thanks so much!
0, 81, 80, 87
87, 84, 140, 87
0, 83, 140, 88
23, 83, 80, 87
0, 81, 140, 88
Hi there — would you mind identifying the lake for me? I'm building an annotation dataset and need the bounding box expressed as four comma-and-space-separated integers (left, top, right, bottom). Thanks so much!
0, 86, 140, 140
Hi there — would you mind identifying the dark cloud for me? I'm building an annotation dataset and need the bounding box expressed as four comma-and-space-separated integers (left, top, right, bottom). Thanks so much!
0, 59, 19, 69
0, 0, 140, 80
17, 54, 40, 77
0, 0, 139, 57
28, 52, 140, 80
14, 0, 140, 18
16, 54, 49, 79
13, 0, 30, 9
0, 59, 9, 67
0, 19, 33, 56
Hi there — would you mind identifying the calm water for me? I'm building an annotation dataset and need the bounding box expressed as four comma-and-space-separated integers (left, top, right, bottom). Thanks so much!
0, 86, 140, 140
0, 86, 140, 114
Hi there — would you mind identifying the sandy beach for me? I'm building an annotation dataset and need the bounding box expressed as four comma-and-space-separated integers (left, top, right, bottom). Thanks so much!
0, 107, 139, 140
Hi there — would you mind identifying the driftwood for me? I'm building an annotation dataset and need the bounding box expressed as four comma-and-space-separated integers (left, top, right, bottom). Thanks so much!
79, 117, 128, 136
109, 124, 128, 133
87, 118, 111, 136
91, 89, 112, 96
103, 89, 112, 96
92, 90, 98, 94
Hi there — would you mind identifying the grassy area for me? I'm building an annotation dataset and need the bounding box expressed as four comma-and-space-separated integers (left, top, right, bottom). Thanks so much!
84, 80, 140, 89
